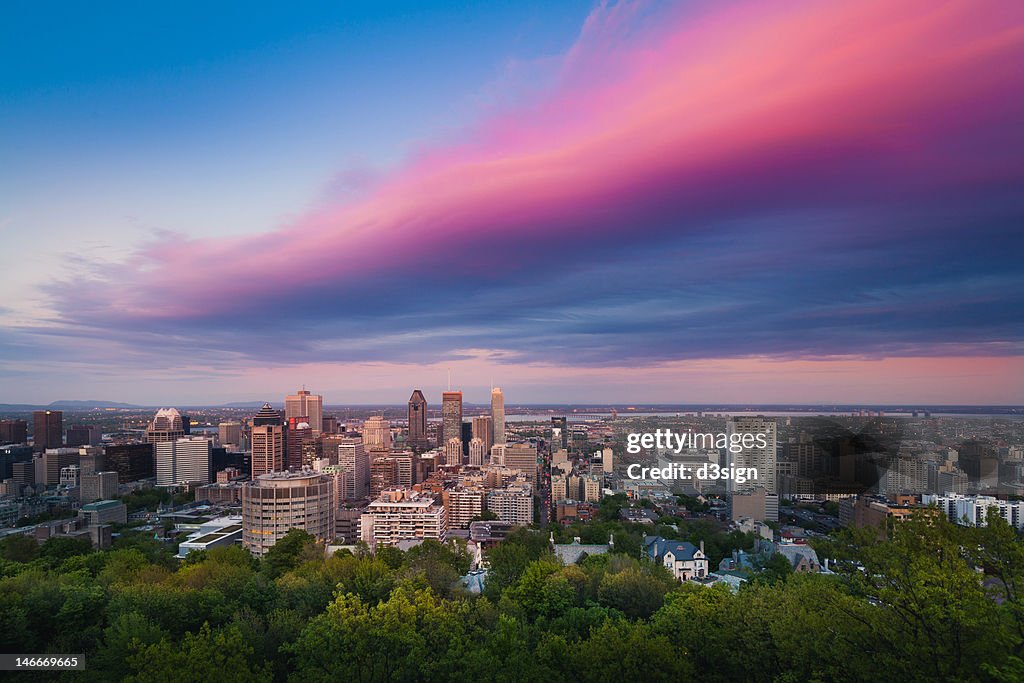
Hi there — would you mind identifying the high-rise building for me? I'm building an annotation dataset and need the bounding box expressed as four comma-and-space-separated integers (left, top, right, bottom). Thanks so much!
0, 419, 28, 445
251, 403, 284, 477
491, 387, 505, 446
407, 390, 428, 449
104, 443, 154, 481
359, 489, 447, 548
81, 471, 118, 503
218, 421, 242, 447
441, 391, 463, 452
155, 437, 212, 486
336, 437, 369, 499
242, 470, 335, 557
551, 417, 568, 450
363, 416, 391, 452
503, 443, 539, 486
726, 416, 777, 494
468, 438, 487, 466
36, 448, 78, 485
145, 408, 185, 444
285, 388, 323, 435
472, 415, 493, 455
487, 482, 533, 526
445, 438, 463, 467
370, 456, 398, 497
65, 425, 101, 448
286, 417, 316, 470
490, 444, 506, 466
444, 486, 487, 529
602, 447, 614, 473
32, 410, 63, 452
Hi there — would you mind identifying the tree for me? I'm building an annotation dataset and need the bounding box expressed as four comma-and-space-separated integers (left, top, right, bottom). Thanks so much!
126, 623, 271, 683
0, 533, 39, 563
262, 529, 319, 579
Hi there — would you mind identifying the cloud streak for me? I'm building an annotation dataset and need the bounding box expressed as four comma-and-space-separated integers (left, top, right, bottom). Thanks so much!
29, 0, 1024, 388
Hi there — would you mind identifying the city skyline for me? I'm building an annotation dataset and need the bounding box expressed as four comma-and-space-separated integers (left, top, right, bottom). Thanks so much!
2, 0, 1022, 405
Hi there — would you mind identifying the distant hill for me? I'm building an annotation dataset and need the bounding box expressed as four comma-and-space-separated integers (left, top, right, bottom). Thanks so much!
47, 400, 143, 409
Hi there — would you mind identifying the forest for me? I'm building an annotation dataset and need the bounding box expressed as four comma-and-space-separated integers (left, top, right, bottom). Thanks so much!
0, 508, 1021, 682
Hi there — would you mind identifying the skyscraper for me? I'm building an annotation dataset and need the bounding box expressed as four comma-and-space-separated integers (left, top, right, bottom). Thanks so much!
285, 417, 315, 470
726, 416, 777, 494
32, 410, 63, 452
285, 388, 323, 435
551, 416, 568, 450
218, 421, 242, 447
491, 387, 505, 446
472, 415, 493, 455
407, 390, 428, 449
251, 403, 284, 477
336, 437, 369, 499
145, 408, 185, 444
362, 416, 391, 452
504, 443, 539, 486
469, 437, 487, 466
442, 391, 463, 452
0, 419, 28, 445
155, 436, 212, 486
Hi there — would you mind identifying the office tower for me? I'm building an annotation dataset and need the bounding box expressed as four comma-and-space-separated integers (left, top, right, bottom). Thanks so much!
218, 421, 242, 447
12, 461, 34, 487
322, 415, 339, 435
0, 419, 28, 445
392, 451, 415, 487
363, 416, 392, 452
407, 390, 428, 449
242, 471, 335, 557
472, 415, 493, 455
65, 425, 100, 448
145, 408, 185, 444
726, 416, 777, 494
155, 436, 212, 486
286, 417, 315, 470
602, 447, 614, 473
81, 471, 118, 503
32, 410, 63, 452
490, 444, 506, 466
443, 486, 486, 529
491, 387, 505, 445
37, 448, 78, 485
487, 482, 534, 526
359, 489, 447, 548
336, 437, 369, 499
469, 438, 487, 466
104, 443, 154, 481
251, 403, 284, 477
370, 456, 398, 497
445, 438, 463, 467
551, 416, 568, 450
0, 444, 33, 480
503, 443, 539, 486
441, 391, 463, 451
285, 388, 323, 435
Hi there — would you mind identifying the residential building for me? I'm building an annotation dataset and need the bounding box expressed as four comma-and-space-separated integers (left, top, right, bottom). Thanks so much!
487, 482, 534, 525
359, 489, 447, 548
644, 535, 709, 581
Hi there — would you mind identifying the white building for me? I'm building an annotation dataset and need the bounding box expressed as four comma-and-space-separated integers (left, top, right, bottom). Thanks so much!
362, 416, 392, 452
644, 536, 709, 582
176, 515, 244, 558
923, 493, 1024, 529
726, 416, 777, 494
468, 438, 487, 467
335, 438, 369, 499
155, 437, 212, 486
487, 482, 534, 526
359, 489, 447, 548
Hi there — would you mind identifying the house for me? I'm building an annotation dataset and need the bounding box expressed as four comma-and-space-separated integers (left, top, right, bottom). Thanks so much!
551, 533, 613, 564
643, 535, 709, 582
775, 541, 821, 572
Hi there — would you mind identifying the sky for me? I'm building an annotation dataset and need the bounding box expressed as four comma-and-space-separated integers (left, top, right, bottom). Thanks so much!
1, 0, 1022, 406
